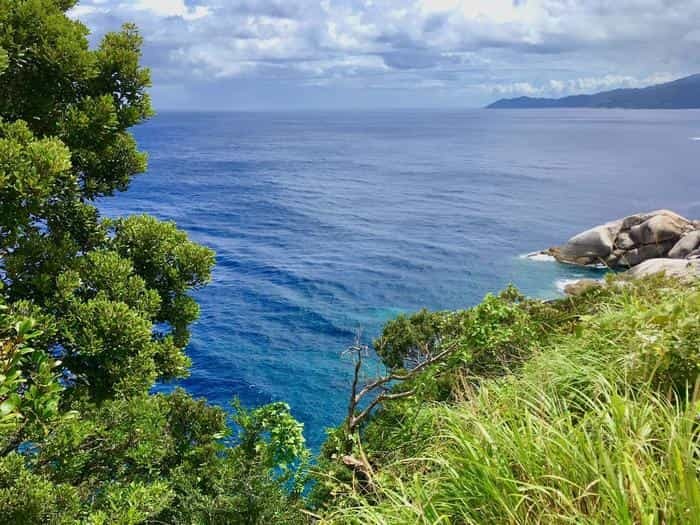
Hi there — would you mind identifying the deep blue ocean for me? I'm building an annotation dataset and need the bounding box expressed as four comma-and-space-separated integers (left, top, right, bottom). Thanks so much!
99, 109, 700, 449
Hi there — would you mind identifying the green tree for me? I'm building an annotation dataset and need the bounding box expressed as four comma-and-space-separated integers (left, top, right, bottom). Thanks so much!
0, 2, 308, 522
0, 0, 213, 400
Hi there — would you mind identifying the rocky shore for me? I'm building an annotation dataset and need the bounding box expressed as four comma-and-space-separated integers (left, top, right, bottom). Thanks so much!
534, 209, 700, 293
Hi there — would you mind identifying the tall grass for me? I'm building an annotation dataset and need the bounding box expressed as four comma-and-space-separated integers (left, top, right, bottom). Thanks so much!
322, 277, 700, 524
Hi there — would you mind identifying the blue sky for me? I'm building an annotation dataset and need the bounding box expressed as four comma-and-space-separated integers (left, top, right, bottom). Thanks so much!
69, 0, 700, 110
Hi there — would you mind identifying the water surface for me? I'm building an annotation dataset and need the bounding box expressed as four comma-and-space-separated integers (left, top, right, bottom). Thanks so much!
100, 109, 700, 448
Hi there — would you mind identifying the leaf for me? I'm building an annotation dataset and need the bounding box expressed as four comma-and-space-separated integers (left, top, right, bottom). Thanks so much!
0, 398, 17, 415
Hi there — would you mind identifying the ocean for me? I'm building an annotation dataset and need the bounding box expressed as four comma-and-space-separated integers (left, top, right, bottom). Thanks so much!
98, 109, 700, 449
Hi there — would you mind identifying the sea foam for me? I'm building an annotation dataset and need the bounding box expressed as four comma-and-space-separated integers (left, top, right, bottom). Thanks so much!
555, 279, 582, 294
521, 251, 556, 262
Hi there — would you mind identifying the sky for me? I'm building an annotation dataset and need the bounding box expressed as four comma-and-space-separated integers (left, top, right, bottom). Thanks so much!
69, 0, 700, 110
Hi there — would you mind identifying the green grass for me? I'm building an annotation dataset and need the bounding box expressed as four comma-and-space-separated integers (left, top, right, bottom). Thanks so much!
319, 276, 700, 524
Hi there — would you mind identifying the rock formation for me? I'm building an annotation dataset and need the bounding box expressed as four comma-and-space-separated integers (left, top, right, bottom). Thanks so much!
545, 210, 699, 268
538, 210, 700, 295
626, 258, 700, 281
562, 279, 603, 296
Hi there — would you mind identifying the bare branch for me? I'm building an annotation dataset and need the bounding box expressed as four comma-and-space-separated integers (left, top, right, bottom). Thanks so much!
347, 352, 362, 424
342, 438, 377, 491
353, 342, 456, 405
345, 339, 458, 434
349, 389, 415, 430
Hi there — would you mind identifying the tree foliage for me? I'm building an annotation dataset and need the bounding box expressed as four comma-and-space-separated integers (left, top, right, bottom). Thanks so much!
0, 2, 308, 522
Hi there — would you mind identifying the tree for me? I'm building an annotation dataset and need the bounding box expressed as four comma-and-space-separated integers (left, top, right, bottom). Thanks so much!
0, 0, 213, 399
0, 2, 308, 522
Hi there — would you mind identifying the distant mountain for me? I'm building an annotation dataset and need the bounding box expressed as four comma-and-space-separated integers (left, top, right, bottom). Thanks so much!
487, 74, 700, 109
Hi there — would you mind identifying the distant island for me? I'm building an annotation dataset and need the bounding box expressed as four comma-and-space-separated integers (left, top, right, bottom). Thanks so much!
487, 73, 700, 109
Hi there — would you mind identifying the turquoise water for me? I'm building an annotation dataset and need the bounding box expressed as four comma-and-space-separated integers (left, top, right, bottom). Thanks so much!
99, 109, 700, 449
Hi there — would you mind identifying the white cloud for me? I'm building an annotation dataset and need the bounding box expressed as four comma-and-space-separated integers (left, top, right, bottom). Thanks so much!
70, 5, 100, 17
484, 73, 681, 98
70, 0, 211, 21
421, 0, 541, 24
128, 0, 211, 21
67, 0, 700, 107
487, 81, 540, 96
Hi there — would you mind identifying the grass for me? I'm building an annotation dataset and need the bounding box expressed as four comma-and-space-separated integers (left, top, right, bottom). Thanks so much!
319, 276, 700, 524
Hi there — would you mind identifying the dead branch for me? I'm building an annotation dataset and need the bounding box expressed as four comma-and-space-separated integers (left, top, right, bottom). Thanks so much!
342, 438, 376, 491
344, 337, 458, 435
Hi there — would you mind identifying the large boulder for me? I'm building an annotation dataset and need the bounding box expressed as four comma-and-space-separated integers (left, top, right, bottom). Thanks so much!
614, 232, 635, 250
618, 240, 677, 267
620, 209, 690, 230
561, 258, 700, 296
626, 258, 700, 281
668, 231, 700, 258
629, 213, 693, 246
555, 221, 621, 265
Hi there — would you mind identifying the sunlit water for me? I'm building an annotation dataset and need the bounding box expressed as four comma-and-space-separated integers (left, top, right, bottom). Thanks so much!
99, 109, 700, 449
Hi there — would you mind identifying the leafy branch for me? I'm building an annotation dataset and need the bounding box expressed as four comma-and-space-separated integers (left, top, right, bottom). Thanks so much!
344, 332, 457, 435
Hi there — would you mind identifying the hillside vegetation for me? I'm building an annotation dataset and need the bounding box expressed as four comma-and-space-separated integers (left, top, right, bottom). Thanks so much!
314, 275, 700, 524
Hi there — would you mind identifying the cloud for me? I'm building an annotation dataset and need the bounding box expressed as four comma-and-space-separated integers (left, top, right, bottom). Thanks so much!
130, 0, 211, 20
483, 73, 681, 98
67, 0, 700, 108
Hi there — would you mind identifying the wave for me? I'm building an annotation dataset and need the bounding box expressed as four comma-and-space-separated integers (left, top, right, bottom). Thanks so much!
520, 251, 556, 262
530, 253, 609, 270
691, 137, 700, 141
555, 278, 582, 294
